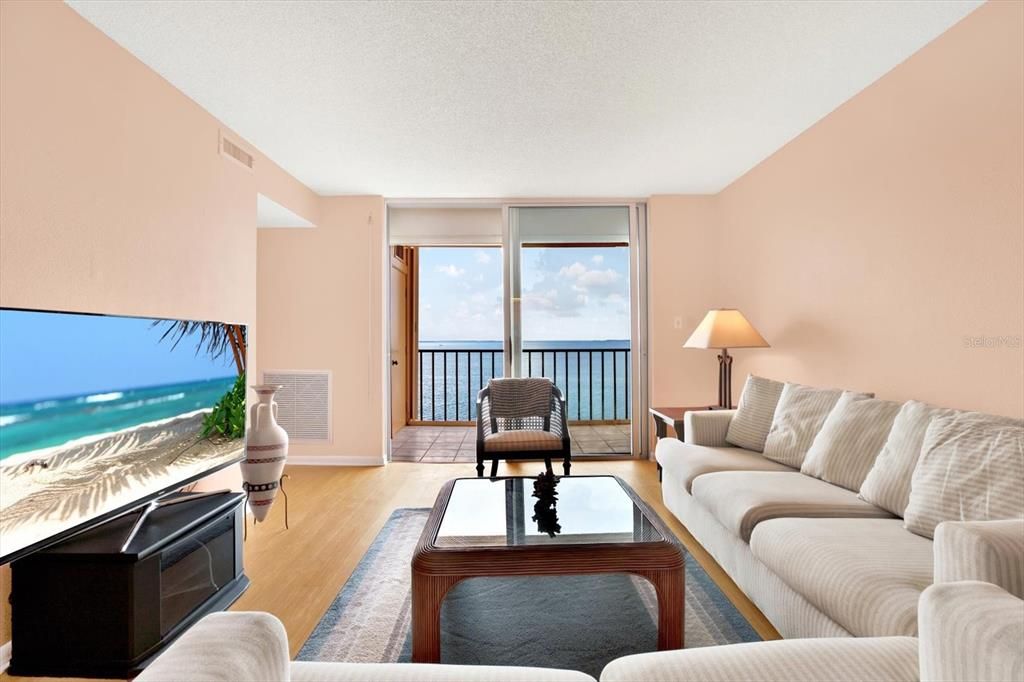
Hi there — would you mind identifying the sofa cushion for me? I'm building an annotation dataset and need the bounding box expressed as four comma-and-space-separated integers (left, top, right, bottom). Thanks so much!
904, 412, 1024, 539
292, 662, 597, 682
763, 384, 869, 468
750, 518, 933, 637
690, 471, 893, 543
655, 438, 794, 493
726, 375, 785, 452
483, 429, 562, 452
601, 637, 918, 682
800, 394, 901, 492
859, 400, 958, 517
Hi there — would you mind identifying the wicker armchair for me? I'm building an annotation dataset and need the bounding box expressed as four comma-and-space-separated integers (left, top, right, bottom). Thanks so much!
475, 378, 572, 478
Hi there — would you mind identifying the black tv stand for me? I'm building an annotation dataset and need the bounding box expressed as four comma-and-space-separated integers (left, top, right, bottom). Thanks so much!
10, 491, 249, 679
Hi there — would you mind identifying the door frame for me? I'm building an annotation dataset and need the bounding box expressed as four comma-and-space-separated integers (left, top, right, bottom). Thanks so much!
384, 198, 649, 459
501, 201, 649, 457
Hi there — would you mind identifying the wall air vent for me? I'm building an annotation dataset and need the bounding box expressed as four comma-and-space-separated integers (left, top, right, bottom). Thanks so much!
219, 130, 254, 171
262, 370, 332, 442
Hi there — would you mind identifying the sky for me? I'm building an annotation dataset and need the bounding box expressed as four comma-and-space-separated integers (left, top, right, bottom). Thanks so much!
0, 310, 238, 405
419, 246, 630, 342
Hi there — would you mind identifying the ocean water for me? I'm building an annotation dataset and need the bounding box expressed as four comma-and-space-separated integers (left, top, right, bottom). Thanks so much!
0, 376, 235, 460
418, 340, 631, 421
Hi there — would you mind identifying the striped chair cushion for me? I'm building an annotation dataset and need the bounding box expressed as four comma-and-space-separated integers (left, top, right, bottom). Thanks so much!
801, 394, 902, 492
859, 400, 959, 517
488, 378, 553, 419
904, 411, 1024, 539
726, 375, 785, 452
762, 384, 869, 468
483, 430, 563, 452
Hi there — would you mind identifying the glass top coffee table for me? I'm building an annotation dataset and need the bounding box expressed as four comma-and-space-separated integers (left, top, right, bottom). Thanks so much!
411, 475, 685, 663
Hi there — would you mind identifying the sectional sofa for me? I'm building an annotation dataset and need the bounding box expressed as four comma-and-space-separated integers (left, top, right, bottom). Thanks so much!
136, 377, 1023, 681
655, 377, 1023, 640
138, 540, 1023, 682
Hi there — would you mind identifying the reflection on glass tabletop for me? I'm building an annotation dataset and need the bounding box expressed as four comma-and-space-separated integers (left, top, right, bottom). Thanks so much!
434, 475, 665, 548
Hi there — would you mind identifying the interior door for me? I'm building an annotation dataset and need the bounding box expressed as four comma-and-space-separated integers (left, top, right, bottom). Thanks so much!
390, 249, 409, 436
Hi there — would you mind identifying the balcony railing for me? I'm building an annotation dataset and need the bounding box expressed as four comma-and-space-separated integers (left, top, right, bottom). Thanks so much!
417, 347, 630, 423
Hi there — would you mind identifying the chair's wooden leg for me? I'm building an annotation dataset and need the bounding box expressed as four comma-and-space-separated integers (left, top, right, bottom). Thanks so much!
563, 455, 571, 476
544, 458, 553, 475
476, 455, 484, 478
490, 458, 499, 478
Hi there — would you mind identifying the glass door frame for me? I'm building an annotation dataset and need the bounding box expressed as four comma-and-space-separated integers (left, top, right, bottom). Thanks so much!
500, 201, 649, 457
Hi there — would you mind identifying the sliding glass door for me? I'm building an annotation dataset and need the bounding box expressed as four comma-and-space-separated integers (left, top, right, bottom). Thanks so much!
387, 202, 648, 458
504, 206, 646, 456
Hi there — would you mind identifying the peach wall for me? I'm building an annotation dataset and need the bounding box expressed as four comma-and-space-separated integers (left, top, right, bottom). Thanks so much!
0, 0, 319, 646
647, 195, 728, 413
712, 0, 1023, 417
257, 196, 388, 463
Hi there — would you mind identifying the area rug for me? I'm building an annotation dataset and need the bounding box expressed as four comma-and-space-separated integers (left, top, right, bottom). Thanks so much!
297, 508, 760, 678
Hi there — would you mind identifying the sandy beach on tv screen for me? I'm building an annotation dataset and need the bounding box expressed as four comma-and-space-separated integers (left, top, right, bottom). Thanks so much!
0, 409, 243, 557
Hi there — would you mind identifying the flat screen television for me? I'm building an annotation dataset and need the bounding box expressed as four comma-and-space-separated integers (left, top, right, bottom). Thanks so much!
0, 308, 247, 564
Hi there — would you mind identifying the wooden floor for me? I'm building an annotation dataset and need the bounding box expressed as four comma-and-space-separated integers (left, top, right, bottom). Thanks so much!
3, 459, 779, 682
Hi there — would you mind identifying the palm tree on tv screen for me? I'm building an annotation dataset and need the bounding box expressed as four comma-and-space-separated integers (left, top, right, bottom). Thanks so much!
152, 320, 248, 439
152, 320, 247, 376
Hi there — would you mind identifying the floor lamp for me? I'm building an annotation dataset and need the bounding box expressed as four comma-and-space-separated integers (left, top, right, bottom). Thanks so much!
684, 309, 769, 409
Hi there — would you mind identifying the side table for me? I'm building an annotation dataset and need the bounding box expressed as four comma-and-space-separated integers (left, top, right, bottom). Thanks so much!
649, 405, 722, 481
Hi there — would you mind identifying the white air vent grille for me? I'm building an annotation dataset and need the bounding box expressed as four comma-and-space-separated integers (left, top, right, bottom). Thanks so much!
263, 370, 331, 442
219, 130, 254, 171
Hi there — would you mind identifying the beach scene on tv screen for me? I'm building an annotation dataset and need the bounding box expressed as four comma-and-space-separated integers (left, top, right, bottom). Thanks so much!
0, 309, 246, 560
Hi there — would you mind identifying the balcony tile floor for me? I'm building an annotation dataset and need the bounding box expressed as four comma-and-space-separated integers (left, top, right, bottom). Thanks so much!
390, 424, 632, 462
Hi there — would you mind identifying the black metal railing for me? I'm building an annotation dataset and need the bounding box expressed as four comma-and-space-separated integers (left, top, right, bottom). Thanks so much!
417, 347, 630, 423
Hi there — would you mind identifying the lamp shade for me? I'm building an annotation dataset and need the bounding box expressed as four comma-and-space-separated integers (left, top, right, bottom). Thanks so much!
683, 309, 769, 349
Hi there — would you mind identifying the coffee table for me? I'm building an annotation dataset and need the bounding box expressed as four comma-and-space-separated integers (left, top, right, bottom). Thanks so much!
411, 475, 685, 663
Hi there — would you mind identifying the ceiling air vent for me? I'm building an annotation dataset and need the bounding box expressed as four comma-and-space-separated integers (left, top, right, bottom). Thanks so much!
219, 130, 254, 171
262, 370, 331, 442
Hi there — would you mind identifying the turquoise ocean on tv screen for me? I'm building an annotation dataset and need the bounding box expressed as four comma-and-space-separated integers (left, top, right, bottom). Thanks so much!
0, 308, 240, 461
0, 376, 234, 460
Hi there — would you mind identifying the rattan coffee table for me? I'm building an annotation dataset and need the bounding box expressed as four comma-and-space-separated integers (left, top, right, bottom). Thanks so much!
411, 475, 685, 663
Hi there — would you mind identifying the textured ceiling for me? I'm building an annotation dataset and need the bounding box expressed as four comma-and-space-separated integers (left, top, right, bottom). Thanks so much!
67, 0, 982, 197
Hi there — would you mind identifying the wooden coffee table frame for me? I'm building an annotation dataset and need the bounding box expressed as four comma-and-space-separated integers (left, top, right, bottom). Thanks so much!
411, 476, 685, 663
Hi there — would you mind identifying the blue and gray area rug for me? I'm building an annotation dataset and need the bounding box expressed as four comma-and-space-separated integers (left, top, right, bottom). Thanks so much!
297, 508, 760, 678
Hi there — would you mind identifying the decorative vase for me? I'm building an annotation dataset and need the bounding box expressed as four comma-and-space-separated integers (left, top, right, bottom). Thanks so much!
242, 384, 289, 522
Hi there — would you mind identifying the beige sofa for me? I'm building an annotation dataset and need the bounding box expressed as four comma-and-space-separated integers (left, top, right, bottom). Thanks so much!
656, 408, 1023, 639
138, 570, 1021, 682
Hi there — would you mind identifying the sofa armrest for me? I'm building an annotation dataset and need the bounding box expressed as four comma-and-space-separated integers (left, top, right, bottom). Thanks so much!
919, 581, 1024, 682
683, 409, 736, 447
137, 612, 291, 682
934, 519, 1024, 598
600, 637, 918, 682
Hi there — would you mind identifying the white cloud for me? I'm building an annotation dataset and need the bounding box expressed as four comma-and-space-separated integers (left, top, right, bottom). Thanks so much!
475, 251, 492, 264
435, 264, 465, 278
558, 261, 621, 290
591, 254, 604, 264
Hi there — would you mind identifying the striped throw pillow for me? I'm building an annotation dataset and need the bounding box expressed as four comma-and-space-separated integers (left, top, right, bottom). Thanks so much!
726, 375, 785, 452
762, 383, 870, 468
904, 412, 1024, 539
859, 401, 958, 517
801, 393, 902, 492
